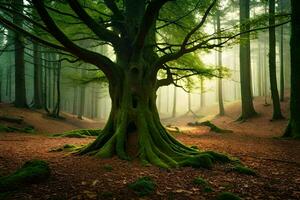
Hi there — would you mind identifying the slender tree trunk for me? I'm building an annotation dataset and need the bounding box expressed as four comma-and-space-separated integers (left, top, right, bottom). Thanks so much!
269, 0, 284, 120
284, 0, 300, 138
200, 77, 205, 108
54, 59, 61, 117
172, 85, 177, 118
0, 69, 2, 102
257, 36, 262, 96
52, 53, 57, 109
33, 42, 43, 108
239, 0, 257, 120
216, 10, 225, 116
13, 0, 27, 108
43, 51, 50, 114
73, 85, 78, 115
279, 0, 285, 102
78, 69, 86, 120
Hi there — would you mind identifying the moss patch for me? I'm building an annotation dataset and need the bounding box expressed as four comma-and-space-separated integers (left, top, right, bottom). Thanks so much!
193, 177, 213, 192
187, 121, 233, 133
103, 165, 113, 172
0, 160, 50, 192
215, 192, 242, 200
0, 124, 35, 133
180, 151, 234, 169
233, 165, 256, 176
128, 176, 156, 197
51, 129, 101, 138
49, 144, 79, 152
181, 154, 214, 169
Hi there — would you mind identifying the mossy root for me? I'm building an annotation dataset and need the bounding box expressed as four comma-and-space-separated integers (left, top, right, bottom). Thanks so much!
0, 160, 50, 192
51, 129, 101, 138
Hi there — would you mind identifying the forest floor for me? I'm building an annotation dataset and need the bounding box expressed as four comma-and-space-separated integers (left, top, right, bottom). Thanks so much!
0, 96, 300, 200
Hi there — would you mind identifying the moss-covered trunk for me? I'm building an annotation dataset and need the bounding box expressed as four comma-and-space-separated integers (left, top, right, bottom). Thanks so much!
78, 61, 229, 168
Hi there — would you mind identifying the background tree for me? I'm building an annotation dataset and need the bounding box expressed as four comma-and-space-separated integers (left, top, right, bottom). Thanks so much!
284, 0, 300, 138
268, 0, 284, 120
13, 0, 27, 108
239, 0, 257, 120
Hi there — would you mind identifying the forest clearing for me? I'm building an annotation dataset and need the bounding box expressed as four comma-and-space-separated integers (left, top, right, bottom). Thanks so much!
0, 95, 299, 200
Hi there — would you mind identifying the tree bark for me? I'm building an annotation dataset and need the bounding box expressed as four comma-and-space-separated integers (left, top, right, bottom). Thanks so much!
33, 42, 43, 108
200, 77, 205, 108
172, 85, 177, 118
279, 0, 285, 102
13, 0, 27, 108
77, 69, 86, 120
216, 10, 225, 116
78, 63, 224, 168
284, 0, 300, 138
239, 0, 257, 120
269, 0, 284, 120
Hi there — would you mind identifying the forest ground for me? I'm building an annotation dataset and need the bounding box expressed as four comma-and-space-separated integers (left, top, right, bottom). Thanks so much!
0, 95, 300, 200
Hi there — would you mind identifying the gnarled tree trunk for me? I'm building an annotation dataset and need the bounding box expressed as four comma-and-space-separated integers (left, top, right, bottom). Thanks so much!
78, 60, 225, 168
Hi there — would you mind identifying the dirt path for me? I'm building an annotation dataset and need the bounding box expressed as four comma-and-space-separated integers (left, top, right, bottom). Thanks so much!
0, 98, 300, 200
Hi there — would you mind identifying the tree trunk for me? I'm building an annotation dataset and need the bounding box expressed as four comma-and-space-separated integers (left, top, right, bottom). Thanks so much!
43, 51, 50, 114
172, 85, 177, 118
239, 0, 257, 120
13, 0, 27, 108
77, 69, 86, 120
72, 85, 78, 115
33, 42, 43, 108
200, 77, 205, 108
269, 0, 284, 120
0, 69, 2, 102
78, 64, 226, 168
284, 0, 300, 138
279, 0, 285, 102
216, 10, 225, 116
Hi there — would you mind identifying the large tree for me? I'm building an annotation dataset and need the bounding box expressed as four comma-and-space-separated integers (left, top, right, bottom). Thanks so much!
284, 0, 300, 138
0, 0, 290, 167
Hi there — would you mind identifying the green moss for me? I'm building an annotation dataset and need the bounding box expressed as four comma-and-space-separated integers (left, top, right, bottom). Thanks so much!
103, 165, 113, 172
0, 160, 50, 192
206, 151, 231, 163
100, 191, 113, 198
193, 177, 213, 192
49, 144, 78, 152
128, 176, 156, 197
193, 177, 208, 186
188, 121, 232, 133
190, 145, 199, 150
181, 154, 214, 169
51, 129, 101, 138
0, 124, 35, 133
0, 192, 10, 199
215, 192, 242, 200
233, 165, 256, 176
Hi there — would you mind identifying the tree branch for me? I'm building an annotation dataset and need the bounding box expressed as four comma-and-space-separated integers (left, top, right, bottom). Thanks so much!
67, 0, 121, 46
133, 0, 172, 52
32, 0, 119, 79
